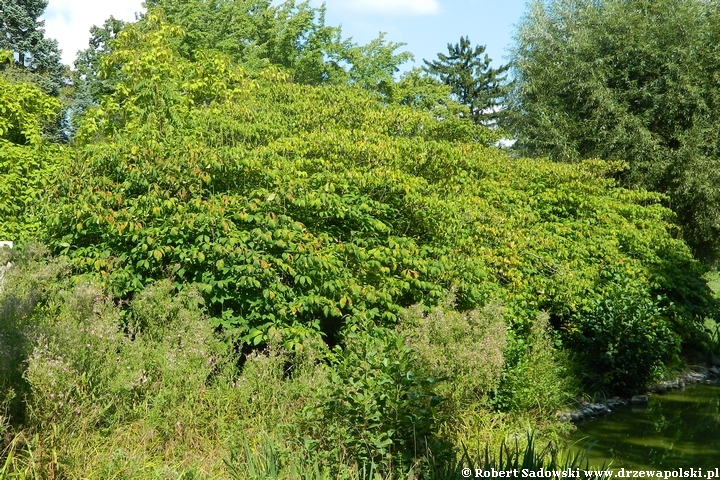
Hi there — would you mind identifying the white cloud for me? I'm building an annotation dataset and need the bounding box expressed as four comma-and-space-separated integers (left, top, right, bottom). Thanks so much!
42, 0, 145, 66
340, 0, 441, 16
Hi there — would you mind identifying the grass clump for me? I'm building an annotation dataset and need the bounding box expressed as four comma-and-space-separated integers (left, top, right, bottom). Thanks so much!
496, 314, 578, 416
1, 247, 233, 476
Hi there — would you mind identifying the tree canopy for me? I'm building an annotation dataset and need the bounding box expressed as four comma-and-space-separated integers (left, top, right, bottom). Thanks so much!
506, 0, 720, 263
72, 0, 411, 108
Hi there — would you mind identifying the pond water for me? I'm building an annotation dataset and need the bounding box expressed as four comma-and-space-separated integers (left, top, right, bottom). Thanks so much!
568, 383, 720, 470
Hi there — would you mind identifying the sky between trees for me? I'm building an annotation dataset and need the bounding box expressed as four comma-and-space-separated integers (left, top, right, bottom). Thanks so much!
41, 0, 526, 70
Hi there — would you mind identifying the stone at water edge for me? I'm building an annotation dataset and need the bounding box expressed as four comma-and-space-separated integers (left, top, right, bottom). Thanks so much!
631, 395, 649, 405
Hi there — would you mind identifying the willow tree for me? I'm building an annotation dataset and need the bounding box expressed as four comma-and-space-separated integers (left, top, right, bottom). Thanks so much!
506, 0, 720, 263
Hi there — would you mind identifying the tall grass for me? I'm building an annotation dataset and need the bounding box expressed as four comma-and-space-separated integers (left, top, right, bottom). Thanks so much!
0, 246, 589, 478
221, 434, 608, 480
1, 434, 606, 480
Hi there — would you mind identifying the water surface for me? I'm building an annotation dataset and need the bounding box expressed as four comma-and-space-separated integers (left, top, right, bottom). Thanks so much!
568, 383, 720, 470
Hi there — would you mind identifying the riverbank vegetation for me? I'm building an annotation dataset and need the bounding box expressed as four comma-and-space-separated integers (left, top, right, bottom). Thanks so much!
2, 0, 720, 477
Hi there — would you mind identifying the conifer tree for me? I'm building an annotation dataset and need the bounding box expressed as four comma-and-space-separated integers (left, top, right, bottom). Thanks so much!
423, 36, 510, 125
0, 0, 65, 95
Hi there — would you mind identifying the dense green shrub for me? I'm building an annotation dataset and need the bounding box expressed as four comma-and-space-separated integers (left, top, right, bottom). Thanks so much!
569, 283, 680, 394
38, 18, 717, 360
0, 77, 68, 241
308, 322, 447, 473
0, 15, 705, 415
493, 314, 577, 415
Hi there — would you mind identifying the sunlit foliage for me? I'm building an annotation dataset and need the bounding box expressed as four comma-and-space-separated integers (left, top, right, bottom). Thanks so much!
39, 19, 716, 385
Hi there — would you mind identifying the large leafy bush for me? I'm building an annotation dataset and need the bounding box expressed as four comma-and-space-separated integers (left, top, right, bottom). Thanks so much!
570, 283, 680, 394
41, 19, 716, 378
309, 322, 447, 472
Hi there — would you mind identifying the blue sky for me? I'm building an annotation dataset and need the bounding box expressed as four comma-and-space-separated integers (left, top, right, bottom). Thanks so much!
42, 0, 528, 71
317, 0, 527, 71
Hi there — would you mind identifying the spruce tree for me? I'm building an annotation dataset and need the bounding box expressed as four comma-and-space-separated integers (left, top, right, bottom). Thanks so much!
0, 0, 65, 95
423, 36, 510, 125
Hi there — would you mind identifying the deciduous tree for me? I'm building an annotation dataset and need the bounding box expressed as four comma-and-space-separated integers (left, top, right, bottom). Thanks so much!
0, 72, 66, 239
